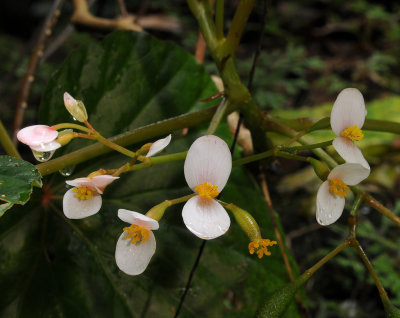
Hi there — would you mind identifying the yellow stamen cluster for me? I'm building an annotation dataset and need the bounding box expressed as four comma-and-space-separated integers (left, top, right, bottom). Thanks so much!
123, 224, 150, 245
248, 239, 278, 259
195, 182, 220, 200
73, 186, 94, 200
329, 178, 350, 198
341, 125, 364, 141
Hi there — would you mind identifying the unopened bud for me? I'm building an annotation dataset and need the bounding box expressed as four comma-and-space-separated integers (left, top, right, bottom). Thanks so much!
145, 201, 171, 221
56, 129, 74, 146
224, 203, 261, 241
309, 158, 330, 181
63, 92, 88, 122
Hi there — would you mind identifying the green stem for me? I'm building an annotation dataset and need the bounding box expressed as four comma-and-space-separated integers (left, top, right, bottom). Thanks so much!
51, 123, 92, 133
215, 0, 224, 40
222, 0, 256, 56
126, 152, 187, 172
95, 133, 137, 158
0, 120, 21, 158
35, 105, 220, 176
361, 191, 400, 227
351, 239, 389, 304
304, 239, 351, 277
280, 140, 333, 152
207, 98, 229, 134
168, 193, 196, 205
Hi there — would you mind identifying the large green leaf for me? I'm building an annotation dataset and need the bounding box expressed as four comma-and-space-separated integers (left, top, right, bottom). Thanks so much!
0, 31, 301, 317
0, 156, 42, 216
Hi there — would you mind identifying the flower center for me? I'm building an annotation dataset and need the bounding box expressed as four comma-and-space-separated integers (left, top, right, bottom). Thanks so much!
248, 239, 277, 259
123, 224, 150, 245
341, 125, 364, 141
329, 178, 350, 198
73, 186, 94, 200
195, 182, 220, 199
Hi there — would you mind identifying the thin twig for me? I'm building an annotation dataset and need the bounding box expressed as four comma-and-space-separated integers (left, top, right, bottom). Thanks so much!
12, 0, 65, 144
259, 173, 309, 317
174, 240, 206, 318
247, 0, 269, 91
117, 0, 128, 17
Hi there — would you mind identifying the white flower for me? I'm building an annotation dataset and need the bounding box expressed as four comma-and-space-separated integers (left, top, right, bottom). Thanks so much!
316, 163, 370, 226
63, 175, 119, 219
182, 135, 232, 240
115, 209, 159, 275
17, 125, 61, 152
146, 134, 172, 157
331, 88, 369, 169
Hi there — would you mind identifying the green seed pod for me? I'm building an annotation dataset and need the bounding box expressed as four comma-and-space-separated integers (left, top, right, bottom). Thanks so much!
255, 274, 309, 318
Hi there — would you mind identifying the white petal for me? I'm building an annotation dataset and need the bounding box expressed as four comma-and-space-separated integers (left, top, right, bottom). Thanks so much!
117, 209, 159, 230
115, 231, 156, 275
330, 88, 367, 136
184, 135, 232, 191
316, 181, 345, 226
328, 163, 370, 186
332, 137, 370, 169
182, 195, 230, 240
146, 134, 171, 157
91, 175, 119, 193
62, 188, 102, 219
17, 125, 58, 146
30, 141, 61, 152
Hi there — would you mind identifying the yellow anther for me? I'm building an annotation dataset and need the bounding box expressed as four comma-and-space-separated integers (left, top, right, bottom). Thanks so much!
73, 186, 94, 200
341, 125, 364, 141
195, 182, 220, 200
248, 239, 277, 259
123, 224, 150, 245
329, 178, 350, 198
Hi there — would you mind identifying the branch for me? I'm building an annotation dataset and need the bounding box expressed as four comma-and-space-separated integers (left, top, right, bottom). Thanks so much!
12, 0, 65, 144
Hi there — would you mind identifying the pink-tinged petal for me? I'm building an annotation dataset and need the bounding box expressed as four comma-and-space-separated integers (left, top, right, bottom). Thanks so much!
184, 135, 232, 192
62, 188, 102, 219
328, 163, 370, 186
90, 175, 119, 193
17, 125, 58, 146
66, 177, 93, 188
63, 92, 78, 108
330, 88, 367, 136
115, 231, 156, 275
332, 137, 370, 170
30, 141, 61, 152
146, 134, 172, 157
182, 195, 230, 240
316, 181, 345, 226
117, 209, 159, 230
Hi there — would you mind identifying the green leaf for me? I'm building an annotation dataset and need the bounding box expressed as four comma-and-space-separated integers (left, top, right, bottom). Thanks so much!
0, 31, 301, 317
0, 155, 42, 216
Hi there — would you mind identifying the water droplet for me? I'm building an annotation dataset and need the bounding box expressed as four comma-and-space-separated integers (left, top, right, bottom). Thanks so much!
328, 213, 332, 218
72, 117, 77, 121
59, 165, 75, 177
32, 150, 55, 162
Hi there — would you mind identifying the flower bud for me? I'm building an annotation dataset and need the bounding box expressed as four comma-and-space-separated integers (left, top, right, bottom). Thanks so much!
224, 203, 261, 241
63, 92, 88, 122
56, 129, 74, 147
309, 158, 330, 181
145, 201, 171, 221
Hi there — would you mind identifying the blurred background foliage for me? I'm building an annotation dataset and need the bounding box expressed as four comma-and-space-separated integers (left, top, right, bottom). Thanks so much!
0, 0, 400, 317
